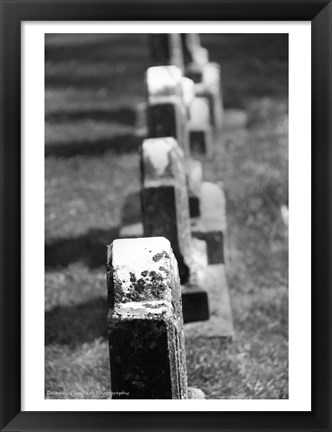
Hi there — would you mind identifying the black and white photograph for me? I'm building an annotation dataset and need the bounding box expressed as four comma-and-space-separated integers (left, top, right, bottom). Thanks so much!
44, 32, 289, 400
2, 0, 332, 429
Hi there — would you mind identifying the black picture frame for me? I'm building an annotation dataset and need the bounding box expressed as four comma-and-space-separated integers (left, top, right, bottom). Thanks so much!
1, 1, 331, 431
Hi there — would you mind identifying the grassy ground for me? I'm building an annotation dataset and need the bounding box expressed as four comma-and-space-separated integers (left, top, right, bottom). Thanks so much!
45, 34, 288, 399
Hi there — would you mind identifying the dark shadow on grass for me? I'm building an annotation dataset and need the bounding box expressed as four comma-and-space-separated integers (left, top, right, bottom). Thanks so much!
45, 35, 149, 89
121, 191, 141, 225
46, 227, 119, 270
47, 107, 136, 126
45, 34, 148, 63
46, 35, 118, 62
45, 297, 107, 345
45, 74, 141, 90
45, 134, 141, 158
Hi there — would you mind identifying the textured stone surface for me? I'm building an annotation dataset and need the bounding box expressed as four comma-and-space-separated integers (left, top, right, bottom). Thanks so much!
150, 34, 184, 71
141, 138, 192, 284
107, 237, 188, 399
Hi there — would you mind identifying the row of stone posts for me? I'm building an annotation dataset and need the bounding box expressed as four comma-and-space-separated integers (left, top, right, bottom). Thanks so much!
107, 34, 233, 399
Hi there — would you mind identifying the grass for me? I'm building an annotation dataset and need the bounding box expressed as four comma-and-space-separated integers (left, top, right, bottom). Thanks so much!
45, 34, 288, 399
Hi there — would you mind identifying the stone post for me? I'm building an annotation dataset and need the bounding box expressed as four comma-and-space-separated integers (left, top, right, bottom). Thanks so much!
181, 34, 203, 65
191, 182, 228, 264
188, 62, 223, 130
141, 137, 192, 284
188, 97, 213, 157
149, 33, 184, 72
141, 137, 209, 323
145, 65, 201, 216
107, 237, 188, 399
187, 159, 203, 217
146, 65, 189, 158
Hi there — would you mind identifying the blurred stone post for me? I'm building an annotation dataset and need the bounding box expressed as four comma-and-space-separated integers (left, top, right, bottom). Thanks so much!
187, 159, 203, 218
188, 97, 213, 158
146, 65, 203, 216
150, 33, 184, 72
182, 35, 223, 130
141, 137, 191, 283
146, 65, 189, 158
191, 182, 228, 265
181, 33, 203, 66
141, 137, 209, 323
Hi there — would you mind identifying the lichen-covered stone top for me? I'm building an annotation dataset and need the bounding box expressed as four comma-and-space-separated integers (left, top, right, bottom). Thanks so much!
146, 65, 183, 99
107, 237, 182, 322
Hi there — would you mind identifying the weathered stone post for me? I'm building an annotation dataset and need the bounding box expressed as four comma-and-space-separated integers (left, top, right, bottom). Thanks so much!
149, 33, 184, 72
187, 159, 203, 217
182, 35, 223, 130
181, 76, 195, 110
141, 137, 209, 323
181, 34, 204, 66
189, 63, 223, 130
146, 65, 189, 158
188, 97, 213, 157
186, 180, 234, 339
107, 237, 188, 399
191, 182, 228, 265
146, 65, 183, 99
145, 65, 202, 216
141, 137, 191, 283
